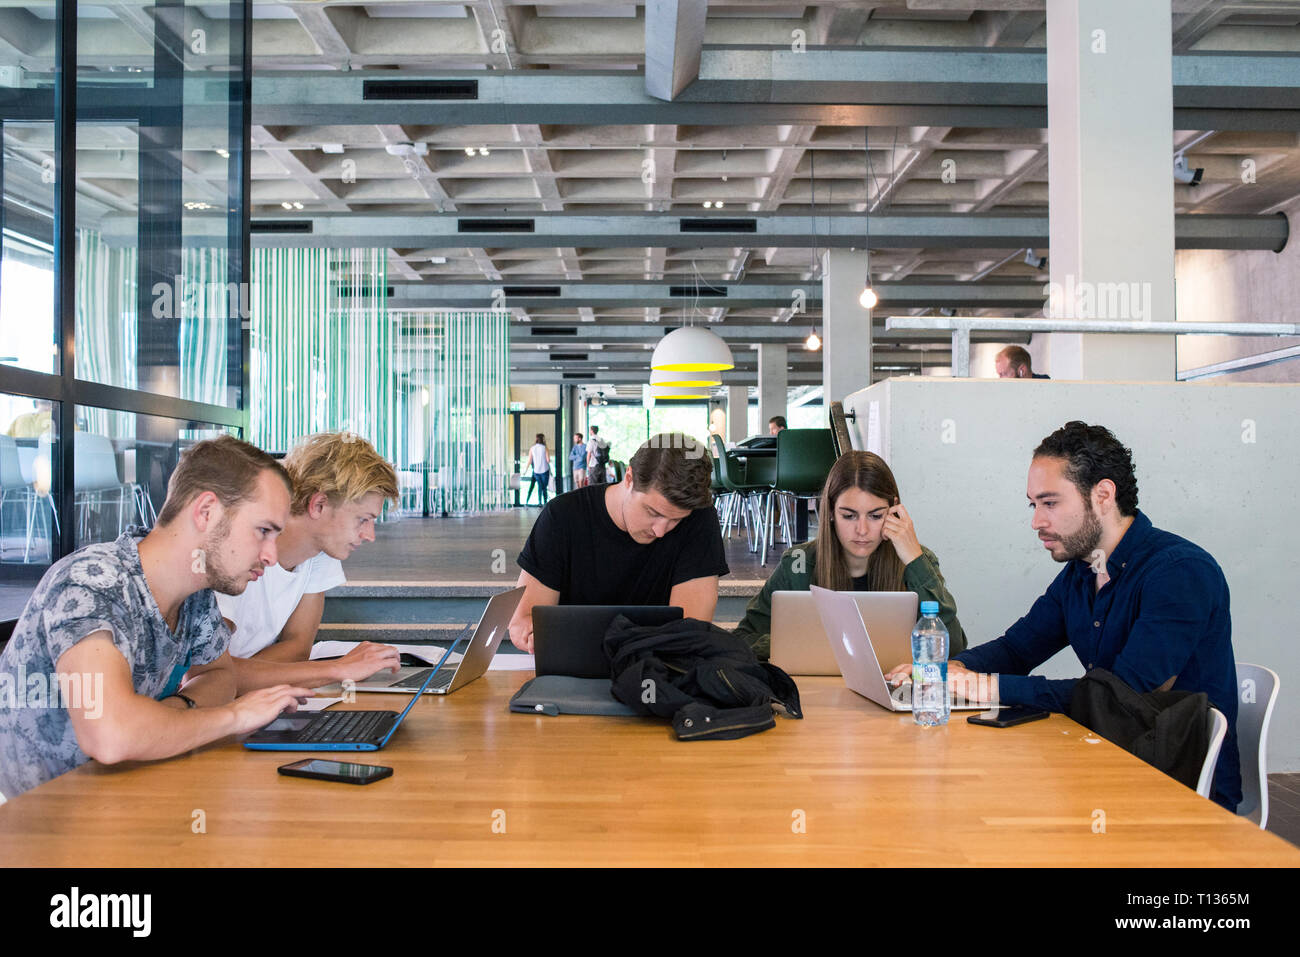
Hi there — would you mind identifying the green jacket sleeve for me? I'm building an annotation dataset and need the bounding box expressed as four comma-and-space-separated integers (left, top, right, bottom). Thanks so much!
902, 545, 967, 653
732, 545, 812, 660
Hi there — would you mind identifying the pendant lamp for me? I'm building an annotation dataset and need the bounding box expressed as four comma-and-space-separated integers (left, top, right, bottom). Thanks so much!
650, 326, 734, 373
650, 366, 721, 388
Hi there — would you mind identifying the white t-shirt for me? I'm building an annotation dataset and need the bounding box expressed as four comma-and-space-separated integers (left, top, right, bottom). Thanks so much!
529, 443, 550, 474
215, 551, 347, 658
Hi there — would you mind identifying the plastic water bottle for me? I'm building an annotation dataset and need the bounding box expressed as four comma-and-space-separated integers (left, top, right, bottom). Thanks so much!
911, 600, 949, 727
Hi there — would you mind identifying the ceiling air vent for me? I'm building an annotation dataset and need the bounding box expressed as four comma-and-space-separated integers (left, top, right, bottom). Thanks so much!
458, 219, 535, 233
502, 285, 561, 296
562, 372, 597, 379
668, 285, 727, 297
550, 353, 588, 361
363, 80, 479, 101
528, 326, 578, 336
251, 220, 312, 234
679, 218, 757, 233
337, 285, 394, 298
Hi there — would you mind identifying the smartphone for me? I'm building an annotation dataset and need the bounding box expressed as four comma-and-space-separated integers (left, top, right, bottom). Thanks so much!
966, 706, 1050, 728
277, 759, 393, 785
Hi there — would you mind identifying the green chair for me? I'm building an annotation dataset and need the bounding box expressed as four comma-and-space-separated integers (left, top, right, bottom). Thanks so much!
763, 429, 838, 564
710, 434, 765, 552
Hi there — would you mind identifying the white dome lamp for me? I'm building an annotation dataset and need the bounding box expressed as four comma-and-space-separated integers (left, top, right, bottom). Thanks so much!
650, 326, 733, 374
650, 366, 721, 389
650, 384, 712, 400
860, 124, 879, 311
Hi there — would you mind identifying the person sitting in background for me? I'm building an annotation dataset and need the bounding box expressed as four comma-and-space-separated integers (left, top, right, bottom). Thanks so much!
508, 432, 729, 653
569, 433, 587, 489
5, 399, 53, 439
0, 435, 311, 800
768, 415, 787, 435
885, 421, 1240, 811
995, 345, 1050, 379
734, 450, 965, 660
220, 431, 401, 694
525, 433, 552, 506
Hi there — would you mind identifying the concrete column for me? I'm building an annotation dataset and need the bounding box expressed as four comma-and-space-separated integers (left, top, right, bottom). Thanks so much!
726, 385, 749, 443
1045, 0, 1175, 380
821, 249, 873, 400
758, 343, 788, 433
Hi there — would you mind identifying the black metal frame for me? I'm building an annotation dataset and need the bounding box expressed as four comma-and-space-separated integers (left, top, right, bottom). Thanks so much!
0, 0, 252, 609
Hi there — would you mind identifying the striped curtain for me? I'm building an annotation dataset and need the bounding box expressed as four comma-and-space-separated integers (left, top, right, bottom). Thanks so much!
74, 230, 136, 437
388, 310, 510, 513
248, 248, 396, 467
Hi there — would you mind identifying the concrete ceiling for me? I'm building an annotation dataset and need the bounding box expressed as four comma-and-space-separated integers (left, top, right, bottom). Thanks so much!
6, 0, 1300, 387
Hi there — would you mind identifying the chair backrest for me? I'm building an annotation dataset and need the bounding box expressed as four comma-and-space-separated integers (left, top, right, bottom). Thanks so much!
1196, 707, 1229, 800
773, 428, 838, 496
0, 435, 25, 489
74, 432, 123, 492
1235, 662, 1280, 828
710, 433, 748, 491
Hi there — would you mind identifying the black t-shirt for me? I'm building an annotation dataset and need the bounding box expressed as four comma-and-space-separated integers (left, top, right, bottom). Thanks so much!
517, 484, 730, 605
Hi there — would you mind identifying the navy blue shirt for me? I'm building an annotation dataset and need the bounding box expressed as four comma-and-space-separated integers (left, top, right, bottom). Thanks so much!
955, 510, 1240, 811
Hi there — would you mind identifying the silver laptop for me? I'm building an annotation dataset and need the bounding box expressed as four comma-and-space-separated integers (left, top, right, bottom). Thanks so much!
809, 585, 991, 712
343, 586, 524, 695
771, 590, 918, 676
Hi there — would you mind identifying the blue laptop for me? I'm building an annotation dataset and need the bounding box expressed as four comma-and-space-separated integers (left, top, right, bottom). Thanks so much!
243, 643, 456, 752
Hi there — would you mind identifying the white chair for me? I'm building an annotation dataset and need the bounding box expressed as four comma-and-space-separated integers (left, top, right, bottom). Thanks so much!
1235, 662, 1280, 829
51, 432, 136, 544
1196, 707, 1228, 801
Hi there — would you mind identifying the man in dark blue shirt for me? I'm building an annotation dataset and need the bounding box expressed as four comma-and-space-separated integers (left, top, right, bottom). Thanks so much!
891, 421, 1240, 810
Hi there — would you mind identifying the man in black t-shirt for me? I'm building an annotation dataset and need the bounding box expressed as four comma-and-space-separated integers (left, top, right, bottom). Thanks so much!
508, 432, 729, 652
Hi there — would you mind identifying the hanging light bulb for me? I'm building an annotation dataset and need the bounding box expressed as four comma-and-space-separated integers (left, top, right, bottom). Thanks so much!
804, 329, 822, 351
858, 283, 878, 310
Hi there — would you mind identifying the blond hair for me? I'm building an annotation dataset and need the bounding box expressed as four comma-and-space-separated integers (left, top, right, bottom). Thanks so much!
283, 432, 399, 516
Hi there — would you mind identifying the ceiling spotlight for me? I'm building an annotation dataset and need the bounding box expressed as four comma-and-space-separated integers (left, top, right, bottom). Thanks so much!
465, 147, 477, 156
292, 201, 304, 210
703, 201, 713, 208
430, 256, 447, 265
939, 307, 956, 317
1173, 154, 1203, 186
280, 201, 293, 210
716, 201, 724, 208
215, 148, 230, 159
1024, 249, 1047, 270
481, 146, 490, 156
320, 144, 344, 155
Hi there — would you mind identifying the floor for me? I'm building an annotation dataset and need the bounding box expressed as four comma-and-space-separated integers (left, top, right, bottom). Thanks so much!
1265, 773, 1300, 848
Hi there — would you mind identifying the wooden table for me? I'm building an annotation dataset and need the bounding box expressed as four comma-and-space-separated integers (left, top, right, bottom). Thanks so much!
1, 674, 1296, 866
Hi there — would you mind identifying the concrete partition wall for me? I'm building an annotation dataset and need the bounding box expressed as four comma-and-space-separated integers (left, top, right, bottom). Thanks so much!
843, 376, 1300, 771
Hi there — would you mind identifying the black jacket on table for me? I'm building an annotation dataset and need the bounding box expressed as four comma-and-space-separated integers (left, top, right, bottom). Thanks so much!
603, 615, 803, 740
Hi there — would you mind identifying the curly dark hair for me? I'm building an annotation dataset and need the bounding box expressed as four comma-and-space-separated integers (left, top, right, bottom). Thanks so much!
1033, 421, 1139, 516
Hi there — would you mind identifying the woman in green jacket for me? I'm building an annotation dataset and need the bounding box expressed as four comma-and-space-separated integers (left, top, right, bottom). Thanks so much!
734, 450, 965, 659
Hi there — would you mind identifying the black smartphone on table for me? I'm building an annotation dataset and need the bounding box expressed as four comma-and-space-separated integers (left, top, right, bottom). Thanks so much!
277, 759, 394, 785
966, 706, 1050, 728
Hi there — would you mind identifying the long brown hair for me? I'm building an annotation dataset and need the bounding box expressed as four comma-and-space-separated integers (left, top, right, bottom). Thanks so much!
812, 451, 906, 592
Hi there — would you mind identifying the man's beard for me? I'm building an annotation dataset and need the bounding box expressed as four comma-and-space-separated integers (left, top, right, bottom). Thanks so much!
202, 514, 248, 595
1053, 502, 1103, 563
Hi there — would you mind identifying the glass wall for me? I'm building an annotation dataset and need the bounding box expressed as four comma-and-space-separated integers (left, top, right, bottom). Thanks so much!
0, 0, 250, 621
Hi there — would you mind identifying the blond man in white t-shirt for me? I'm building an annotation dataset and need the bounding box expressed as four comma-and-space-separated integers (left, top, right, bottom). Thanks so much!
219, 432, 401, 694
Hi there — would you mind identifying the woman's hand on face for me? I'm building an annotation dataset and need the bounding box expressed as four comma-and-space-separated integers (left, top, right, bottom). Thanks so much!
881, 500, 923, 565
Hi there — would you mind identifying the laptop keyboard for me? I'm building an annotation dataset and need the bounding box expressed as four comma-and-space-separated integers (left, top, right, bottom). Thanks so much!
301, 710, 393, 743
394, 668, 454, 691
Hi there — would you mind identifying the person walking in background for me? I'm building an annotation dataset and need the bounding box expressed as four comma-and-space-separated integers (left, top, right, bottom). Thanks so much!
569, 432, 587, 490
995, 345, 1050, 379
526, 433, 552, 506
585, 425, 610, 486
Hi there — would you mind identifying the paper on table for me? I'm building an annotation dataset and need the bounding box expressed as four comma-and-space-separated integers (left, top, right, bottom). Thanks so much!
299, 696, 344, 712
310, 639, 463, 668
488, 654, 536, 672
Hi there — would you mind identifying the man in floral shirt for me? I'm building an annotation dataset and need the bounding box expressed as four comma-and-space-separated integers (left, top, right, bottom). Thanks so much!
0, 435, 313, 800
